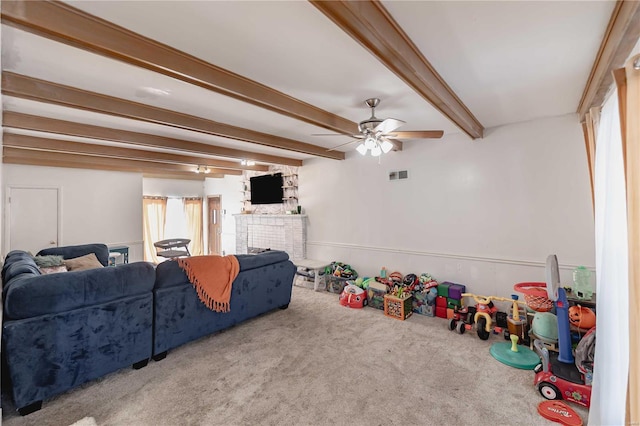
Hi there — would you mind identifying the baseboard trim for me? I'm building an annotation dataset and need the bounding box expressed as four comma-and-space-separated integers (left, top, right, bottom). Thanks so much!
306, 241, 594, 270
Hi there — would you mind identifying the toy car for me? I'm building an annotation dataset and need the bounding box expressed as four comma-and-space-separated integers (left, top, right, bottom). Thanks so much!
533, 340, 591, 407
339, 284, 368, 309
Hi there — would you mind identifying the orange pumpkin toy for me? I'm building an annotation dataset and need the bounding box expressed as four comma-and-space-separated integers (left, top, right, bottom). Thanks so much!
568, 305, 596, 330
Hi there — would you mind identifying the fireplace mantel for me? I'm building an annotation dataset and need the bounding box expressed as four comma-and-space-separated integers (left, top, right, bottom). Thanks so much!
234, 214, 307, 259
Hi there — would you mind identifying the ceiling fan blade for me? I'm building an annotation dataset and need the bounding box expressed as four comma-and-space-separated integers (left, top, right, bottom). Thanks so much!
384, 130, 444, 139
374, 118, 405, 135
326, 138, 361, 152
312, 133, 363, 138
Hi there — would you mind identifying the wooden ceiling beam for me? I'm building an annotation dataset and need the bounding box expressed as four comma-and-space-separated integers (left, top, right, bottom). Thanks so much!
143, 172, 210, 181
2, 133, 244, 175
2, 72, 344, 160
3, 146, 230, 177
577, 0, 640, 120
3, 111, 301, 167
310, 0, 484, 140
3, 134, 239, 176
0, 0, 358, 136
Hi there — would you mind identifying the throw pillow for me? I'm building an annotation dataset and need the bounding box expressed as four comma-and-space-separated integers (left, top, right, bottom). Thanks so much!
40, 265, 68, 275
33, 255, 65, 268
64, 253, 104, 272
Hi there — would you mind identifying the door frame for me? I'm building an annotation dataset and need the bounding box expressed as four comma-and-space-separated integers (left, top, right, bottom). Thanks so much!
4, 185, 63, 255
207, 195, 222, 255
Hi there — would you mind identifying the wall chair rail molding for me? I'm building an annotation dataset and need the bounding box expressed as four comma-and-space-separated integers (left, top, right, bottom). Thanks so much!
307, 240, 595, 271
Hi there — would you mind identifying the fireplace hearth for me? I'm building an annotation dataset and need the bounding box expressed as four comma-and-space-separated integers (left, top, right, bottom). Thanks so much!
235, 214, 306, 259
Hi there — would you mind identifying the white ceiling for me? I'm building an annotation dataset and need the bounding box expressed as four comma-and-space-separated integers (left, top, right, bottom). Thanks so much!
1, 0, 617, 165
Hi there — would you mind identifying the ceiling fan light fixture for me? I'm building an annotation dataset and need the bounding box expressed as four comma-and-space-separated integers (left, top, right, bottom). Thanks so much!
364, 135, 376, 149
380, 140, 394, 153
356, 143, 368, 156
371, 145, 382, 157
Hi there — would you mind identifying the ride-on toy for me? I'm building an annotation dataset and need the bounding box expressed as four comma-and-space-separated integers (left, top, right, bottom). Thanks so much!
459, 293, 527, 341
448, 305, 475, 334
533, 255, 592, 408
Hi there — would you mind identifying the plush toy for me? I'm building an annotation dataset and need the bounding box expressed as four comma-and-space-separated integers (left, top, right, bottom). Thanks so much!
419, 273, 434, 283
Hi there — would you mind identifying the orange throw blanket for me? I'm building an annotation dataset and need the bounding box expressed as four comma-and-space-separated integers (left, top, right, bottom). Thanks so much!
177, 255, 240, 313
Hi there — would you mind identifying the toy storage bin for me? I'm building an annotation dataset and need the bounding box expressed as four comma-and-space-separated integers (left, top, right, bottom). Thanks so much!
326, 275, 350, 294
294, 268, 316, 289
437, 282, 452, 297
448, 283, 466, 300
384, 294, 413, 320
367, 282, 388, 310
447, 298, 461, 309
412, 291, 429, 315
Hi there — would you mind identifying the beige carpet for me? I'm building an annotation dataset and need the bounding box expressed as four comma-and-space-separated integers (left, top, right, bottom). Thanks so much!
2, 286, 589, 426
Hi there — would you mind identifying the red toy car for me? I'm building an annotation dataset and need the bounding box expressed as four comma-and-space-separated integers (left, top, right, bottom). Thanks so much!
339, 284, 368, 309
533, 340, 591, 408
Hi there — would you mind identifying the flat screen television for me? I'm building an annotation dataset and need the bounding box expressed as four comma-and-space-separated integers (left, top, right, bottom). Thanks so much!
250, 173, 283, 205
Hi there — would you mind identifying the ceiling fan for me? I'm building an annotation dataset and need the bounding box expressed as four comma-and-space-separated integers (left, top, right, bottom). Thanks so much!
319, 98, 444, 156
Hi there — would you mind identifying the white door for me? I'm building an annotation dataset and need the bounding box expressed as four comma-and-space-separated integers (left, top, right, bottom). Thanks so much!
7, 187, 60, 254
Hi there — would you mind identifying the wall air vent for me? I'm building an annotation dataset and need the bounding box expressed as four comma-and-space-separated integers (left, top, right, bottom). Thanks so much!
389, 170, 409, 181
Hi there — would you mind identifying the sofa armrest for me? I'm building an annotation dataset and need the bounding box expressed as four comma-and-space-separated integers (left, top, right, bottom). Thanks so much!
37, 243, 110, 267
4, 262, 155, 320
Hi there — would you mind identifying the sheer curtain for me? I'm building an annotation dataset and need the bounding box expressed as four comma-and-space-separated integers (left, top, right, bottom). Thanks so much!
143, 197, 167, 263
589, 88, 629, 425
183, 197, 204, 256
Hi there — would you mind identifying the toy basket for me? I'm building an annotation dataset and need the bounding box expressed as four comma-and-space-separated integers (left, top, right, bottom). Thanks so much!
513, 282, 553, 312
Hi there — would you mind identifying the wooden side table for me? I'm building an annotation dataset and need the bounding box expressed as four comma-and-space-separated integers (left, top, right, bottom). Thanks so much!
292, 259, 331, 292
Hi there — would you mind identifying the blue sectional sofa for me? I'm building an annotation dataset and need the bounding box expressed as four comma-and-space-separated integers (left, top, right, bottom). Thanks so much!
1, 245, 296, 415
1, 244, 155, 415
152, 250, 296, 359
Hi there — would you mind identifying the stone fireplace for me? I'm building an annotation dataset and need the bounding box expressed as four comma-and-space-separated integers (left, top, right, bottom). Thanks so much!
234, 214, 306, 259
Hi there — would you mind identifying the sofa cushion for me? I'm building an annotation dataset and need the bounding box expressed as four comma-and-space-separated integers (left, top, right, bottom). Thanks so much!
37, 243, 110, 267
154, 260, 188, 290
64, 253, 103, 271
40, 265, 68, 275
4, 261, 156, 320
33, 254, 65, 268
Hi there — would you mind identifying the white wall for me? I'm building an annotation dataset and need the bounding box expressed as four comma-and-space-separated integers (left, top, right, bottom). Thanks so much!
204, 175, 243, 255
143, 177, 204, 197
3, 165, 144, 261
300, 114, 596, 298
